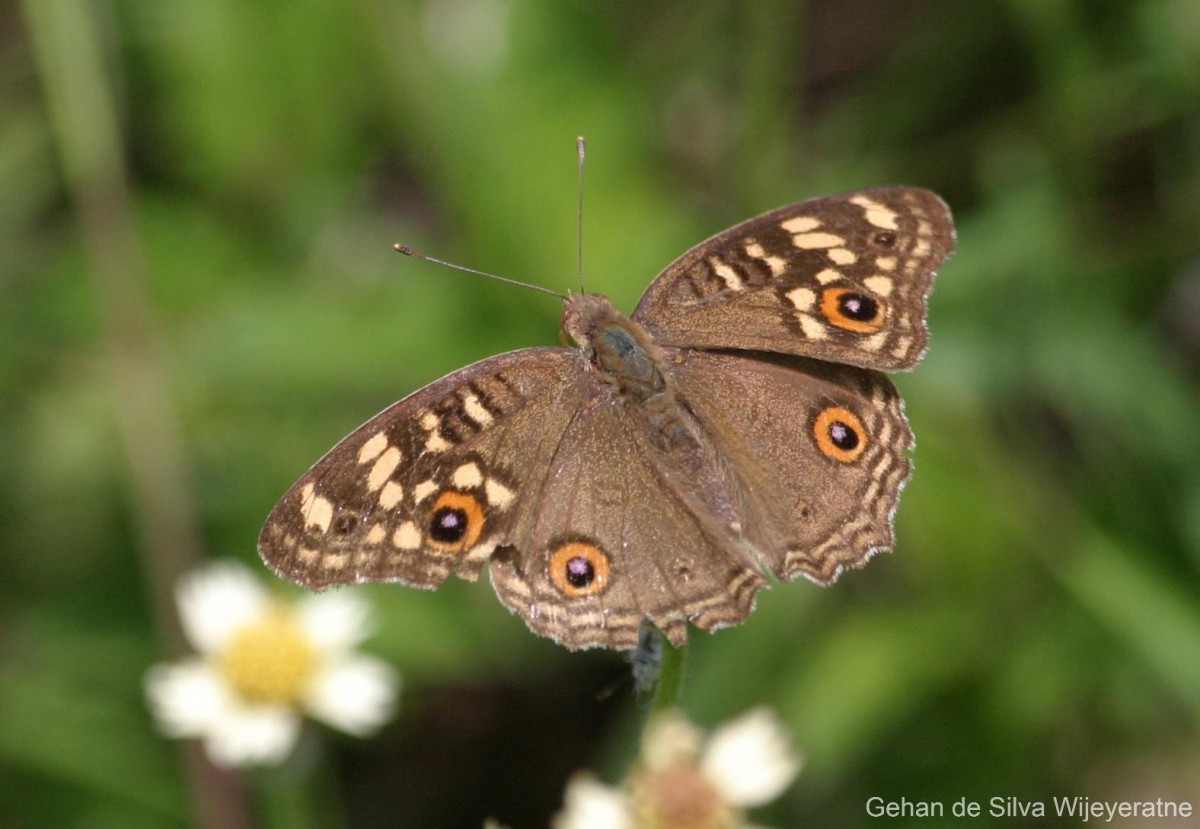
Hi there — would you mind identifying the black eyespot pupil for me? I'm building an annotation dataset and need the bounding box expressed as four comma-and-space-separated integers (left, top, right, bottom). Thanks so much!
430, 507, 468, 543
838, 292, 878, 321
829, 421, 860, 450
565, 556, 595, 587
873, 231, 897, 248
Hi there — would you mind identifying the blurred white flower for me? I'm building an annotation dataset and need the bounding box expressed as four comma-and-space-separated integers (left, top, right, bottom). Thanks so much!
145, 560, 399, 768
554, 708, 801, 829
556, 774, 635, 829
701, 709, 800, 809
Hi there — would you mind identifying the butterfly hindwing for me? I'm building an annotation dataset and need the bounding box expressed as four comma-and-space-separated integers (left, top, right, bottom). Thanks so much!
489, 393, 768, 650
669, 349, 914, 585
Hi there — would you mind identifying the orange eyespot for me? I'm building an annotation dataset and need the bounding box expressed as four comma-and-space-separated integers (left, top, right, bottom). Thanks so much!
813, 406, 868, 463
820, 287, 885, 333
427, 491, 485, 554
549, 541, 611, 598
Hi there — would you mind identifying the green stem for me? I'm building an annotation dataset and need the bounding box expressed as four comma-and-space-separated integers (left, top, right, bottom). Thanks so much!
651, 634, 687, 713
255, 730, 342, 829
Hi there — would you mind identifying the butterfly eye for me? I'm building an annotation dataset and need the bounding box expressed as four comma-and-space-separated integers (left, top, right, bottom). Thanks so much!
813, 406, 869, 463
820, 287, 886, 333
427, 491, 486, 554
549, 541, 611, 598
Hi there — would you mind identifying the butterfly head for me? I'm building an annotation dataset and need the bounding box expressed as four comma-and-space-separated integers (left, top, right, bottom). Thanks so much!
561, 292, 620, 352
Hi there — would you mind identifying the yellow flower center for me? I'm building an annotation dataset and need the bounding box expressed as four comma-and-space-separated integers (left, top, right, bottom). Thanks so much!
630, 767, 737, 829
218, 607, 316, 705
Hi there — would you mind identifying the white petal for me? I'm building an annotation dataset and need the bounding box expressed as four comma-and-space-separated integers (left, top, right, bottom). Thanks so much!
304, 656, 399, 736
205, 703, 300, 768
701, 708, 801, 807
145, 660, 233, 737
553, 774, 634, 829
177, 560, 269, 654
296, 589, 373, 653
641, 709, 703, 771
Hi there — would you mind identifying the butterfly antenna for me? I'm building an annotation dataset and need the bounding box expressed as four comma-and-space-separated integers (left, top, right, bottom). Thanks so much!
393, 244, 566, 299
576, 135, 587, 295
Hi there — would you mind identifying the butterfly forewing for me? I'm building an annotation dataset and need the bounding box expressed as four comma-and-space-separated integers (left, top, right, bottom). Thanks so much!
258, 348, 582, 590
632, 187, 954, 371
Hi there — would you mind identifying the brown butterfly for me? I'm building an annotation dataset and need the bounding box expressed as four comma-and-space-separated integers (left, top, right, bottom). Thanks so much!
259, 187, 954, 650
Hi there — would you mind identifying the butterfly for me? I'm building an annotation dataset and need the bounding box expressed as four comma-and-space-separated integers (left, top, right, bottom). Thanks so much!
259, 187, 954, 650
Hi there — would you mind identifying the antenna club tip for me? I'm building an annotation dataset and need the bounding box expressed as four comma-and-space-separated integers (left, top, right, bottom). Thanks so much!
394, 243, 417, 256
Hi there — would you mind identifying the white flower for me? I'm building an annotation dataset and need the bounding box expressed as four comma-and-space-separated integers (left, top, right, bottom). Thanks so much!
145, 560, 399, 768
554, 708, 801, 829
701, 709, 800, 808
555, 774, 635, 829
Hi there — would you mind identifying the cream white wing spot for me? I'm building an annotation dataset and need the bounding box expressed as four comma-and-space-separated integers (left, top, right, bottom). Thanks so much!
298, 547, 319, 564
860, 331, 889, 352
709, 256, 743, 290
413, 479, 438, 503
364, 524, 386, 545
462, 393, 494, 427
300, 486, 334, 533
367, 446, 402, 493
876, 256, 897, 271
356, 431, 389, 464
792, 232, 846, 249
798, 315, 829, 340
863, 276, 894, 297
850, 195, 900, 230
744, 241, 787, 276
781, 215, 822, 233
464, 538, 499, 564
355, 549, 381, 567
452, 462, 484, 489
392, 521, 421, 550
419, 411, 450, 453
891, 336, 913, 358
828, 248, 857, 265
378, 480, 404, 510
866, 207, 898, 229
786, 287, 817, 311
816, 268, 842, 285
912, 238, 931, 257
485, 478, 515, 509
322, 552, 350, 570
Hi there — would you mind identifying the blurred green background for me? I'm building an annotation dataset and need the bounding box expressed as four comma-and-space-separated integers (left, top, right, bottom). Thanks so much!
3, 0, 1199, 826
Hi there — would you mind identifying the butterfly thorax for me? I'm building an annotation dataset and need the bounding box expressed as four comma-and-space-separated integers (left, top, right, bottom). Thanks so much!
563, 293, 667, 403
